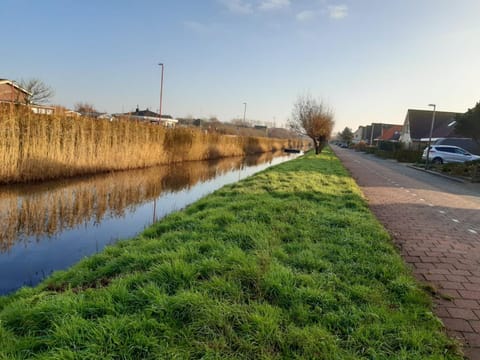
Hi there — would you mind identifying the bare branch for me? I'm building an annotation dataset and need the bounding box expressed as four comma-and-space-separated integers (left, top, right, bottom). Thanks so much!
18, 78, 55, 104
289, 94, 334, 154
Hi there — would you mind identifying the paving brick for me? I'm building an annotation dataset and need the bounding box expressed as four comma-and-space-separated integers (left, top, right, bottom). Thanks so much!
404, 256, 421, 263
439, 281, 465, 290
447, 308, 479, 321
435, 306, 450, 318
443, 318, 474, 332
446, 274, 469, 282
451, 269, 472, 276
455, 300, 480, 310
463, 282, 480, 292
440, 289, 461, 299
424, 273, 447, 281
471, 321, 480, 332
459, 290, 480, 300
464, 332, 480, 347
428, 268, 453, 275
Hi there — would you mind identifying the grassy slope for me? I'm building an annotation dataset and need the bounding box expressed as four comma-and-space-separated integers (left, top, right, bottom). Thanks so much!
0, 150, 461, 359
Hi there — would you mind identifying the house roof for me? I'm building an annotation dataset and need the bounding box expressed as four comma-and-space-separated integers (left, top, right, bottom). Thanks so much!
127, 109, 161, 118
116, 108, 178, 123
406, 109, 459, 140
377, 125, 403, 141
0, 79, 32, 96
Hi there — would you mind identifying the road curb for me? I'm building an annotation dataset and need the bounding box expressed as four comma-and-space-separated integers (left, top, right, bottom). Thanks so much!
407, 165, 468, 184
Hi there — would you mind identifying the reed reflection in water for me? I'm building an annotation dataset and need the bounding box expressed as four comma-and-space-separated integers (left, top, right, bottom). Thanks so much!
0, 151, 298, 294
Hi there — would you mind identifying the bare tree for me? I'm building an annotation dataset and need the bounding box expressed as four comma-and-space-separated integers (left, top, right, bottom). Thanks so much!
289, 95, 334, 154
74, 102, 97, 114
18, 78, 55, 104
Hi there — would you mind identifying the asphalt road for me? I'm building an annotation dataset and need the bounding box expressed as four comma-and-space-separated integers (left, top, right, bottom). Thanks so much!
333, 147, 480, 359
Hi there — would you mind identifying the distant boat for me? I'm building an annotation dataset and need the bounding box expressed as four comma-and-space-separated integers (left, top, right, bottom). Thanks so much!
283, 148, 301, 154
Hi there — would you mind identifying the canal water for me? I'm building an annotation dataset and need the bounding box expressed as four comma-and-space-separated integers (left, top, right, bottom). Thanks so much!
0, 152, 298, 295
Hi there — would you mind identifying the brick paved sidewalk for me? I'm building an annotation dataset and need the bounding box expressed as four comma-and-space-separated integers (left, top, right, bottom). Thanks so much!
334, 148, 480, 359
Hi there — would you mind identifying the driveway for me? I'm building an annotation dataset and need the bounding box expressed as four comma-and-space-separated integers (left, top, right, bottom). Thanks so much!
333, 147, 480, 359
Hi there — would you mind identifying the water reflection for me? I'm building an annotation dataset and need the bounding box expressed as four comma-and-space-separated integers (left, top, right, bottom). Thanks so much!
0, 152, 297, 294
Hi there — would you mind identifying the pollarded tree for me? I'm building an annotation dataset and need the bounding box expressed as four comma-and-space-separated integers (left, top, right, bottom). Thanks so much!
18, 78, 54, 105
339, 127, 354, 144
455, 101, 480, 146
289, 95, 334, 154
74, 102, 97, 114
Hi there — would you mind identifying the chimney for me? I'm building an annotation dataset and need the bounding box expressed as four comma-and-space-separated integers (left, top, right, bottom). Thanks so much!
136, 105, 139, 113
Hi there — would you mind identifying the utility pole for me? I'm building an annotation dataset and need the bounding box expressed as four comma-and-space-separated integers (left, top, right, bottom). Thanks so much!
425, 104, 437, 170
243, 102, 247, 126
158, 63, 164, 122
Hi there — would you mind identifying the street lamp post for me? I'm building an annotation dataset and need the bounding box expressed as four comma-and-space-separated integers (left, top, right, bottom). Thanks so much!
158, 63, 164, 122
425, 104, 437, 170
243, 102, 247, 126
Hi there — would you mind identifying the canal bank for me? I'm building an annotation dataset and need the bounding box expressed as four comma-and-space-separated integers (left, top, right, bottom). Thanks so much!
0, 152, 298, 294
0, 149, 461, 359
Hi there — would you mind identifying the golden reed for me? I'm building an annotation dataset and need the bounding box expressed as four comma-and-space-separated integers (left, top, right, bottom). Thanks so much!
0, 107, 307, 184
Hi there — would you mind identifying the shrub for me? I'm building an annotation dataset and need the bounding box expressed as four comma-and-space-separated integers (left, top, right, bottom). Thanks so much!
394, 149, 422, 163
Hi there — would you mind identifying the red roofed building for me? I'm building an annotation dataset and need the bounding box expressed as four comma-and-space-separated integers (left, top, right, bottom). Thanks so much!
376, 125, 403, 142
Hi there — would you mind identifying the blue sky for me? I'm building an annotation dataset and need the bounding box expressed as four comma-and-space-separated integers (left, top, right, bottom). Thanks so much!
2, 0, 480, 132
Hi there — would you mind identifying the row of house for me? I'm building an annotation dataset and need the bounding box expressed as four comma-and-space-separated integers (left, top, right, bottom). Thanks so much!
0, 78, 178, 127
352, 108, 479, 154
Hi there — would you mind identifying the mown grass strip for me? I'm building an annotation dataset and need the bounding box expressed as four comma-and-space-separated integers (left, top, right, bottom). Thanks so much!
0, 149, 461, 359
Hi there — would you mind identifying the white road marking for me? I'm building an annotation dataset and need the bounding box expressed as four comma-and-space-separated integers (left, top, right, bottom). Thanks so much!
452, 219, 459, 223
439, 210, 446, 214
428, 204, 434, 207
468, 229, 478, 234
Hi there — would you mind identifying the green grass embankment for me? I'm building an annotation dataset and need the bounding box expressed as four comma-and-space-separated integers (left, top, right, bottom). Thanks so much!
0, 149, 461, 359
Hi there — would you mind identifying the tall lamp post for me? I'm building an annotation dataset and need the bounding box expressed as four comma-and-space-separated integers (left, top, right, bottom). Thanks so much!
243, 102, 247, 126
425, 103, 436, 170
158, 63, 164, 121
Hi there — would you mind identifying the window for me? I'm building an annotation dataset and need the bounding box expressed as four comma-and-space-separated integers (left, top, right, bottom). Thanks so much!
437, 147, 454, 153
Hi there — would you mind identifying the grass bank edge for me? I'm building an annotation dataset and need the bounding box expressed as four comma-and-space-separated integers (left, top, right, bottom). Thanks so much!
0, 149, 462, 359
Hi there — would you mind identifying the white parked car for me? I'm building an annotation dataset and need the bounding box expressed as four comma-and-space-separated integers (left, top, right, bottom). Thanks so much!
422, 145, 480, 164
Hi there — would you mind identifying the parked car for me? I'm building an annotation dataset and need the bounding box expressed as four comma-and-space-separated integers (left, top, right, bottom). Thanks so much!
422, 145, 480, 164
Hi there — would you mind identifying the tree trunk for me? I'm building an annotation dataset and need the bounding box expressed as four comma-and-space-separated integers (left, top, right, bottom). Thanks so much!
312, 138, 320, 154
313, 137, 327, 154
318, 138, 327, 152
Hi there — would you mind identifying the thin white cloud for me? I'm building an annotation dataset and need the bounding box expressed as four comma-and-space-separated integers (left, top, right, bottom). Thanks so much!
183, 21, 212, 34
258, 0, 290, 11
218, 0, 253, 14
296, 10, 316, 22
328, 5, 348, 19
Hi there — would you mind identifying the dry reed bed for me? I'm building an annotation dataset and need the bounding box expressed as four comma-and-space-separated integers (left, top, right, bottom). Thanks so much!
0, 109, 307, 184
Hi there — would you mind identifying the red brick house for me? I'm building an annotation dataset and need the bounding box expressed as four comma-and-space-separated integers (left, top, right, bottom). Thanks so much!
0, 79, 31, 103
0, 79, 55, 115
